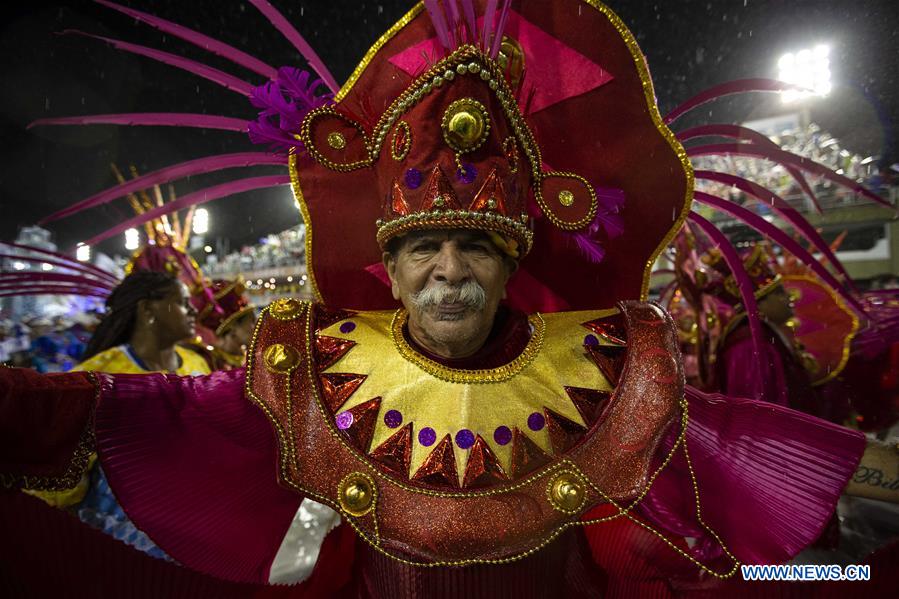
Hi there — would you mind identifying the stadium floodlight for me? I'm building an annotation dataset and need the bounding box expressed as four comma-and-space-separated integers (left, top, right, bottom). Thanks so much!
125, 228, 140, 250
778, 44, 831, 103
76, 243, 91, 262
193, 208, 209, 235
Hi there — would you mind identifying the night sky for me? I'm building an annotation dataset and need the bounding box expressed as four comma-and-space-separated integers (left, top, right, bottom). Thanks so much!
1, 0, 896, 256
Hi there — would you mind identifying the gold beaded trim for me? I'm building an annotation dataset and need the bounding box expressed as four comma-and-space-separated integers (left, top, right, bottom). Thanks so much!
536, 171, 598, 230
503, 136, 519, 174
287, 152, 323, 302
389, 309, 544, 384
375, 209, 533, 253
247, 302, 736, 576
299, 107, 374, 172
0, 371, 99, 492
390, 121, 412, 161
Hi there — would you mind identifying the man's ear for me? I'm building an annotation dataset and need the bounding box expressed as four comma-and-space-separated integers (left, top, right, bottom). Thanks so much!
382, 252, 401, 301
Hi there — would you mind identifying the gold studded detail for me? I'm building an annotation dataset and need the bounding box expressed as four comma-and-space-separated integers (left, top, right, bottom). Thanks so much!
327, 131, 347, 150
338, 472, 376, 517
442, 98, 491, 153
558, 190, 575, 207
390, 121, 412, 161
547, 471, 587, 514
269, 297, 303, 321
263, 343, 300, 374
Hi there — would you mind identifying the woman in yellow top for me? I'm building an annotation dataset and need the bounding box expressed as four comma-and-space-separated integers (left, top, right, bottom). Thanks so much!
30, 270, 209, 558
76, 270, 209, 376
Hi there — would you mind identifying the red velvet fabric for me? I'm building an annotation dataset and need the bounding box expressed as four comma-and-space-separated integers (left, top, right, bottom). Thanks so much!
0, 368, 96, 482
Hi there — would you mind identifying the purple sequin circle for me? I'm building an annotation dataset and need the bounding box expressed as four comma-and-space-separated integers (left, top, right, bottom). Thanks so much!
418, 427, 437, 447
336, 411, 353, 430
404, 168, 423, 189
456, 163, 477, 184
384, 409, 403, 428
584, 334, 599, 347
455, 429, 475, 449
339, 321, 356, 334
527, 412, 546, 432
493, 425, 512, 446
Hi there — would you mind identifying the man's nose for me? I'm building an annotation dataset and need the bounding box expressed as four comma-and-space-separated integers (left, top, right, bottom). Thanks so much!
432, 244, 469, 284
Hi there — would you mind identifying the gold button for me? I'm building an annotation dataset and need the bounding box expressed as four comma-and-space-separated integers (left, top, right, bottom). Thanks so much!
442, 98, 490, 152
548, 472, 586, 513
269, 297, 302, 320
338, 472, 376, 517
263, 343, 300, 374
558, 190, 575, 207
327, 131, 347, 150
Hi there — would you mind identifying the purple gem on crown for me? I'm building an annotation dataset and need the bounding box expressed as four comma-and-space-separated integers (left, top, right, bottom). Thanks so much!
336, 411, 353, 430
456, 163, 477, 184
404, 168, 423, 189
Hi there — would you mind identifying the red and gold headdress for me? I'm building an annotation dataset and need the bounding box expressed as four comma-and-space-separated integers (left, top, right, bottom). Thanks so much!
290, 1, 690, 312
192, 278, 255, 337
700, 243, 782, 308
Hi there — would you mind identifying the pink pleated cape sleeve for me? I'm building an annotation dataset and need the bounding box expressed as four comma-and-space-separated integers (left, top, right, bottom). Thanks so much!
92, 368, 304, 584
637, 386, 865, 566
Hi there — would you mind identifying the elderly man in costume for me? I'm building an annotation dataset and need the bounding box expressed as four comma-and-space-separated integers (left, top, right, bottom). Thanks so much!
2, 1, 898, 597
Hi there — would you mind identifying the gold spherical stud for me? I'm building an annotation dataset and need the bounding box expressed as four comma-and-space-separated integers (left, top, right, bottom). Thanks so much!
327, 131, 347, 150
263, 343, 300, 374
269, 297, 302, 320
558, 190, 575, 207
548, 472, 586, 513
442, 98, 490, 152
338, 472, 376, 517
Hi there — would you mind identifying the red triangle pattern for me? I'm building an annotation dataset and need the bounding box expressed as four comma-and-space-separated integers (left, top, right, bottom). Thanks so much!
582, 317, 627, 345
370, 423, 413, 480
462, 435, 508, 489
585, 345, 626, 385
544, 408, 588, 455
468, 168, 508, 216
509, 427, 552, 479
339, 397, 381, 453
314, 306, 356, 333
420, 165, 461, 211
564, 386, 612, 426
411, 434, 459, 489
391, 180, 410, 216
320, 372, 367, 412
314, 335, 356, 372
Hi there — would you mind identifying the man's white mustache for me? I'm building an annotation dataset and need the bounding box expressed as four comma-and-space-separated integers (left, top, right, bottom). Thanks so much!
410, 280, 487, 312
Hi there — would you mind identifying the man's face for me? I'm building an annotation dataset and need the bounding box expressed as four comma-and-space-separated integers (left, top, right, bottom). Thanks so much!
384, 229, 514, 358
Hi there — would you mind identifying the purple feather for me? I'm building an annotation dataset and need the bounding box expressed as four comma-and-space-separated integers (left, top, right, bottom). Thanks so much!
0, 242, 118, 283
687, 142, 893, 209
424, 0, 453, 51
680, 123, 823, 213
247, 120, 300, 154
694, 170, 857, 292
460, 0, 478, 44
28, 113, 249, 132
665, 79, 807, 125
61, 30, 255, 97
490, 0, 513, 58
481, 0, 498, 52
40, 153, 285, 224
79, 175, 291, 248
693, 191, 866, 315
94, 0, 278, 80
248, 0, 339, 93
688, 212, 770, 402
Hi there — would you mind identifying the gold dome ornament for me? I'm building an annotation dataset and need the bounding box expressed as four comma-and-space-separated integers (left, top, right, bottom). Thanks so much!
263, 343, 300, 374
558, 190, 575, 207
338, 472, 376, 517
269, 297, 303, 320
442, 98, 491, 153
547, 471, 587, 514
